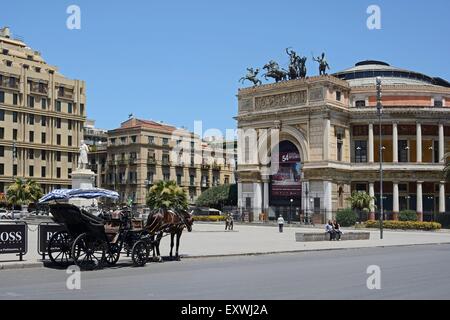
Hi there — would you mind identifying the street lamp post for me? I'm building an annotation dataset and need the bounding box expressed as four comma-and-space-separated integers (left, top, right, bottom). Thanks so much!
289, 198, 293, 225
305, 184, 309, 225
376, 77, 384, 240
12, 142, 17, 180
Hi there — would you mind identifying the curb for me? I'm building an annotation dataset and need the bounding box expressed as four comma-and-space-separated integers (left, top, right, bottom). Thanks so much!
0, 262, 44, 270
182, 242, 450, 260
2, 242, 449, 271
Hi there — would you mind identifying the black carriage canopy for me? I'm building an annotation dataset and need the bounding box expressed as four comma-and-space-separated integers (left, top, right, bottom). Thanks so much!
39, 188, 120, 203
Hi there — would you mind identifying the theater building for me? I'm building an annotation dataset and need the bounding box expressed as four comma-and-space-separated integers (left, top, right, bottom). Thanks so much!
236, 60, 450, 222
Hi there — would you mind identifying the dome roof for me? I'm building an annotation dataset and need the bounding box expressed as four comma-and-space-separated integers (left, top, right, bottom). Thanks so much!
333, 60, 450, 88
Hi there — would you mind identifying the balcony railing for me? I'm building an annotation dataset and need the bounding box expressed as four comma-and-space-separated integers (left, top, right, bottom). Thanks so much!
175, 161, 184, 167
58, 89, 74, 100
0, 77, 19, 90
29, 83, 48, 95
161, 159, 171, 166
147, 158, 157, 165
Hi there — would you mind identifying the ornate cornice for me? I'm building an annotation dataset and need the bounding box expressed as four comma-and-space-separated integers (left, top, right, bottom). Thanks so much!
350, 84, 450, 95
237, 75, 349, 96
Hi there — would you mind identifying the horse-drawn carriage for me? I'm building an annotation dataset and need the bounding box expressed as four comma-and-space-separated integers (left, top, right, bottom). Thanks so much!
40, 188, 153, 270
40, 188, 194, 270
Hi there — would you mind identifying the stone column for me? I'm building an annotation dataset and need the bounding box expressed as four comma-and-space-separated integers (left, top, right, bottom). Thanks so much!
323, 118, 331, 161
263, 181, 270, 213
369, 182, 375, 220
253, 182, 263, 222
393, 182, 399, 221
440, 181, 446, 214
368, 123, 374, 163
439, 123, 445, 164
393, 123, 398, 163
237, 182, 243, 209
416, 181, 423, 222
416, 123, 422, 163
324, 180, 333, 222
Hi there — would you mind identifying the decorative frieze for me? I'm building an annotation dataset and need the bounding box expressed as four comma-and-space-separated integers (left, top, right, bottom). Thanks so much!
239, 98, 253, 112
309, 87, 324, 102
255, 90, 307, 110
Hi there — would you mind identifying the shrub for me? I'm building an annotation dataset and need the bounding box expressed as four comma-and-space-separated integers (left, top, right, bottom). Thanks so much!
365, 220, 441, 230
399, 210, 418, 222
336, 208, 358, 227
195, 184, 237, 209
193, 215, 227, 222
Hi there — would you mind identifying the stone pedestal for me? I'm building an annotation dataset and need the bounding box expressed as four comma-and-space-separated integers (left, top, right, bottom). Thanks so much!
70, 169, 97, 208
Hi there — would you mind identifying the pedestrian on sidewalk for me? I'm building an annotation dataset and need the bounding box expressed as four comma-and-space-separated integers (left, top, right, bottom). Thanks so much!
277, 215, 285, 233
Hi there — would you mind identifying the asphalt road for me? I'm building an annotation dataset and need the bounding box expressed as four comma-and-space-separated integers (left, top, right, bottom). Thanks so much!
1, 244, 449, 300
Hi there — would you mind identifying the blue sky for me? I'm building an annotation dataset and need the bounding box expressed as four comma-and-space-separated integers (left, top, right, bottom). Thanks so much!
1, 0, 449, 134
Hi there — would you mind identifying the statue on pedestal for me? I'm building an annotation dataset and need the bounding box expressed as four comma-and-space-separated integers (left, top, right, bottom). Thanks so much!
313, 52, 330, 76
78, 140, 90, 170
263, 60, 288, 83
286, 48, 308, 80
239, 68, 262, 87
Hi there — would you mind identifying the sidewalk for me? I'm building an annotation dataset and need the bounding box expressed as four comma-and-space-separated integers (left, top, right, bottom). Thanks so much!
2, 222, 450, 270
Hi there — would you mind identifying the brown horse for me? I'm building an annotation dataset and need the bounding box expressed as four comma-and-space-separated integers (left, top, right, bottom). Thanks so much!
145, 208, 193, 261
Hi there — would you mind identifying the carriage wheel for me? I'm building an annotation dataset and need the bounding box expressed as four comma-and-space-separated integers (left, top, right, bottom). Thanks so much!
106, 243, 122, 266
131, 240, 150, 267
71, 233, 106, 271
48, 231, 73, 267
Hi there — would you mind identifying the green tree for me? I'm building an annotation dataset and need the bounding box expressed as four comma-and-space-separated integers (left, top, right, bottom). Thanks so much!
444, 152, 450, 182
346, 191, 376, 213
6, 178, 44, 207
195, 184, 237, 210
146, 181, 188, 211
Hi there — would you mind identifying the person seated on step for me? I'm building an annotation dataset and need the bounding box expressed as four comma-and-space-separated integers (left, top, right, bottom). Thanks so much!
325, 220, 336, 241
333, 220, 343, 241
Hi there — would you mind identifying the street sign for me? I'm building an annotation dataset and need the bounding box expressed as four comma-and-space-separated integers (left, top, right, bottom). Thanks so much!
0, 221, 28, 261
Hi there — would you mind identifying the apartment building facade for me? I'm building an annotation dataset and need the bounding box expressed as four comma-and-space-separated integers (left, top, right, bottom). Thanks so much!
89, 118, 235, 206
0, 27, 86, 193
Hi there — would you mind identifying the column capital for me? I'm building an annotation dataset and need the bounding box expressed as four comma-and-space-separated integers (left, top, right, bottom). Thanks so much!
416, 181, 424, 185
392, 121, 399, 126
416, 121, 422, 126
440, 181, 447, 185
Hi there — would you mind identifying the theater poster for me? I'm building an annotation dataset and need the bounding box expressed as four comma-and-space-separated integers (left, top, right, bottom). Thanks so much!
270, 150, 302, 198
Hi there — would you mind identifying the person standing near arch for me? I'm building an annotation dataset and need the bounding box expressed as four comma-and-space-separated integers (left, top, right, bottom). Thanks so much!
277, 214, 285, 233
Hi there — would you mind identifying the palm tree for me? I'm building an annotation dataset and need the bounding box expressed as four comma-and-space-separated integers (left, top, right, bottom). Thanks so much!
6, 178, 44, 208
346, 191, 376, 213
146, 181, 188, 211
444, 152, 450, 182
